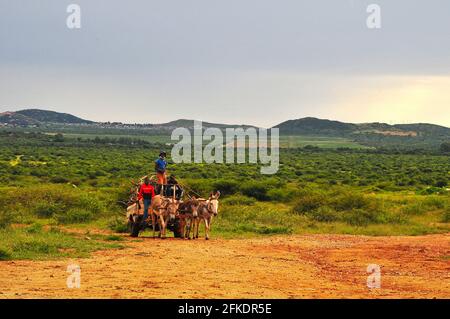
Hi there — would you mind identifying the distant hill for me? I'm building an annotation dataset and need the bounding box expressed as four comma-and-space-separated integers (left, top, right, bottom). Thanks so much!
0, 112, 41, 126
1, 109, 449, 145
273, 117, 450, 151
14, 109, 93, 124
159, 119, 257, 130
274, 117, 450, 138
274, 117, 357, 136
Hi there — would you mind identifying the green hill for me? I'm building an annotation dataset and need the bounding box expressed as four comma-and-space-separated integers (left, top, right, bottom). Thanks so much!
15, 109, 92, 124
0, 112, 40, 126
274, 117, 357, 136
274, 117, 450, 138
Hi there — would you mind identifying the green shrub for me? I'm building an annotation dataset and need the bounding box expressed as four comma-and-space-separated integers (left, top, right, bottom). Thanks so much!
222, 194, 256, 206
423, 197, 445, 210
0, 246, 12, 260
402, 202, 426, 215
50, 176, 69, 184
183, 179, 213, 197
309, 206, 339, 222
105, 235, 124, 241
443, 209, 450, 223
212, 179, 239, 196
292, 193, 325, 214
108, 217, 129, 233
267, 187, 298, 202
76, 194, 105, 214
25, 223, 44, 234
55, 209, 94, 224
402, 197, 446, 215
331, 192, 371, 211
0, 211, 14, 229
240, 181, 270, 201
235, 223, 292, 235
343, 209, 379, 226
418, 187, 444, 195
33, 202, 62, 218
255, 225, 292, 234
14, 240, 56, 254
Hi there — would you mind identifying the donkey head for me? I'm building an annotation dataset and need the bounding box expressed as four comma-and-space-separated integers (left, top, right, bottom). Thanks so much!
208, 191, 221, 216
166, 199, 179, 221
190, 198, 200, 218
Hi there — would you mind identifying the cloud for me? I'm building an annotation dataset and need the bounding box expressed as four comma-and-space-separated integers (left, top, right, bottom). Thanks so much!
1, 0, 449, 126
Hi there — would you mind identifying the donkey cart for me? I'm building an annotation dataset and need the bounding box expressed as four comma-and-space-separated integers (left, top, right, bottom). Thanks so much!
125, 176, 184, 238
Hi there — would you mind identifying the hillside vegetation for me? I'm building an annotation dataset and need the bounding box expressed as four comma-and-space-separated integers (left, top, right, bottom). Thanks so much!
0, 128, 448, 260
1, 109, 449, 151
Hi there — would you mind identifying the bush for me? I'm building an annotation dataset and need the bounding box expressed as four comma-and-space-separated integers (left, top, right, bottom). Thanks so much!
55, 209, 94, 224
418, 187, 443, 195
0, 246, 12, 260
343, 209, 379, 226
331, 192, 371, 211
240, 182, 270, 201
108, 217, 129, 233
442, 209, 450, 223
292, 193, 326, 214
267, 187, 298, 202
423, 197, 445, 210
0, 211, 14, 229
255, 225, 292, 235
183, 179, 213, 197
212, 179, 239, 196
309, 206, 339, 222
76, 194, 105, 214
435, 180, 448, 188
235, 223, 292, 235
105, 235, 124, 241
33, 202, 62, 218
13, 240, 56, 254
222, 194, 256, 206
50, 176, 69, 184
25, 223, 44, 234
402, 197, 446, 215
401, 202, 426, 215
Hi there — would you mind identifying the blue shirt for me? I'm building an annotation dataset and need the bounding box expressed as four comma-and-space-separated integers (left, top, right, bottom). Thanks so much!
155, 158, 167, 172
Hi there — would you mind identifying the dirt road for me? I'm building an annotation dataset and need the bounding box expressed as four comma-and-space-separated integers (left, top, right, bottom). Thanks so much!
0, 233, 449, 298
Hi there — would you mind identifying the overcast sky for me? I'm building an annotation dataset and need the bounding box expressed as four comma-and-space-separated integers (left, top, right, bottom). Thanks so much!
1, 0, 449, 127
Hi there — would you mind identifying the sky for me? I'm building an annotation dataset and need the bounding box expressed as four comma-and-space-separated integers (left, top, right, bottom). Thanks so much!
1, 0, 449, 127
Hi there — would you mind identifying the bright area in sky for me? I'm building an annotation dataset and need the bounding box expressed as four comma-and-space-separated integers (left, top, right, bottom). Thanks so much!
0, 0, 449, 127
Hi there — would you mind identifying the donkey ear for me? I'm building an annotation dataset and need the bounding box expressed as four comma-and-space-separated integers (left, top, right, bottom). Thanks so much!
215, 191, 221, 198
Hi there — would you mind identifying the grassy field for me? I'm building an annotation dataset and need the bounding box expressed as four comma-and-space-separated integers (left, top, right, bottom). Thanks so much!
279, 135, 370, 149
0, 130, 448, 260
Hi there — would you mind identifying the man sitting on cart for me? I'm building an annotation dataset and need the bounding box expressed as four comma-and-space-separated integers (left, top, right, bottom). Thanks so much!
165, 175, 184, 200
138, 176, 155, 226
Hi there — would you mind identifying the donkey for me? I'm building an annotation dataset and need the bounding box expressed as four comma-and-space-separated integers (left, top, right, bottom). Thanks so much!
177, 198, 200, 239
150, 195, 179, 238
194, 191, 220, 240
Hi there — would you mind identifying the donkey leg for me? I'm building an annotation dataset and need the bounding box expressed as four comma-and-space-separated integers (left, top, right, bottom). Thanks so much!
205, 217, 210, 240
193, 218, 198, 239
184, 218, 190, 239
151, 214, 156, 238
160, 216, 167, 239
196, 218, 200, 239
